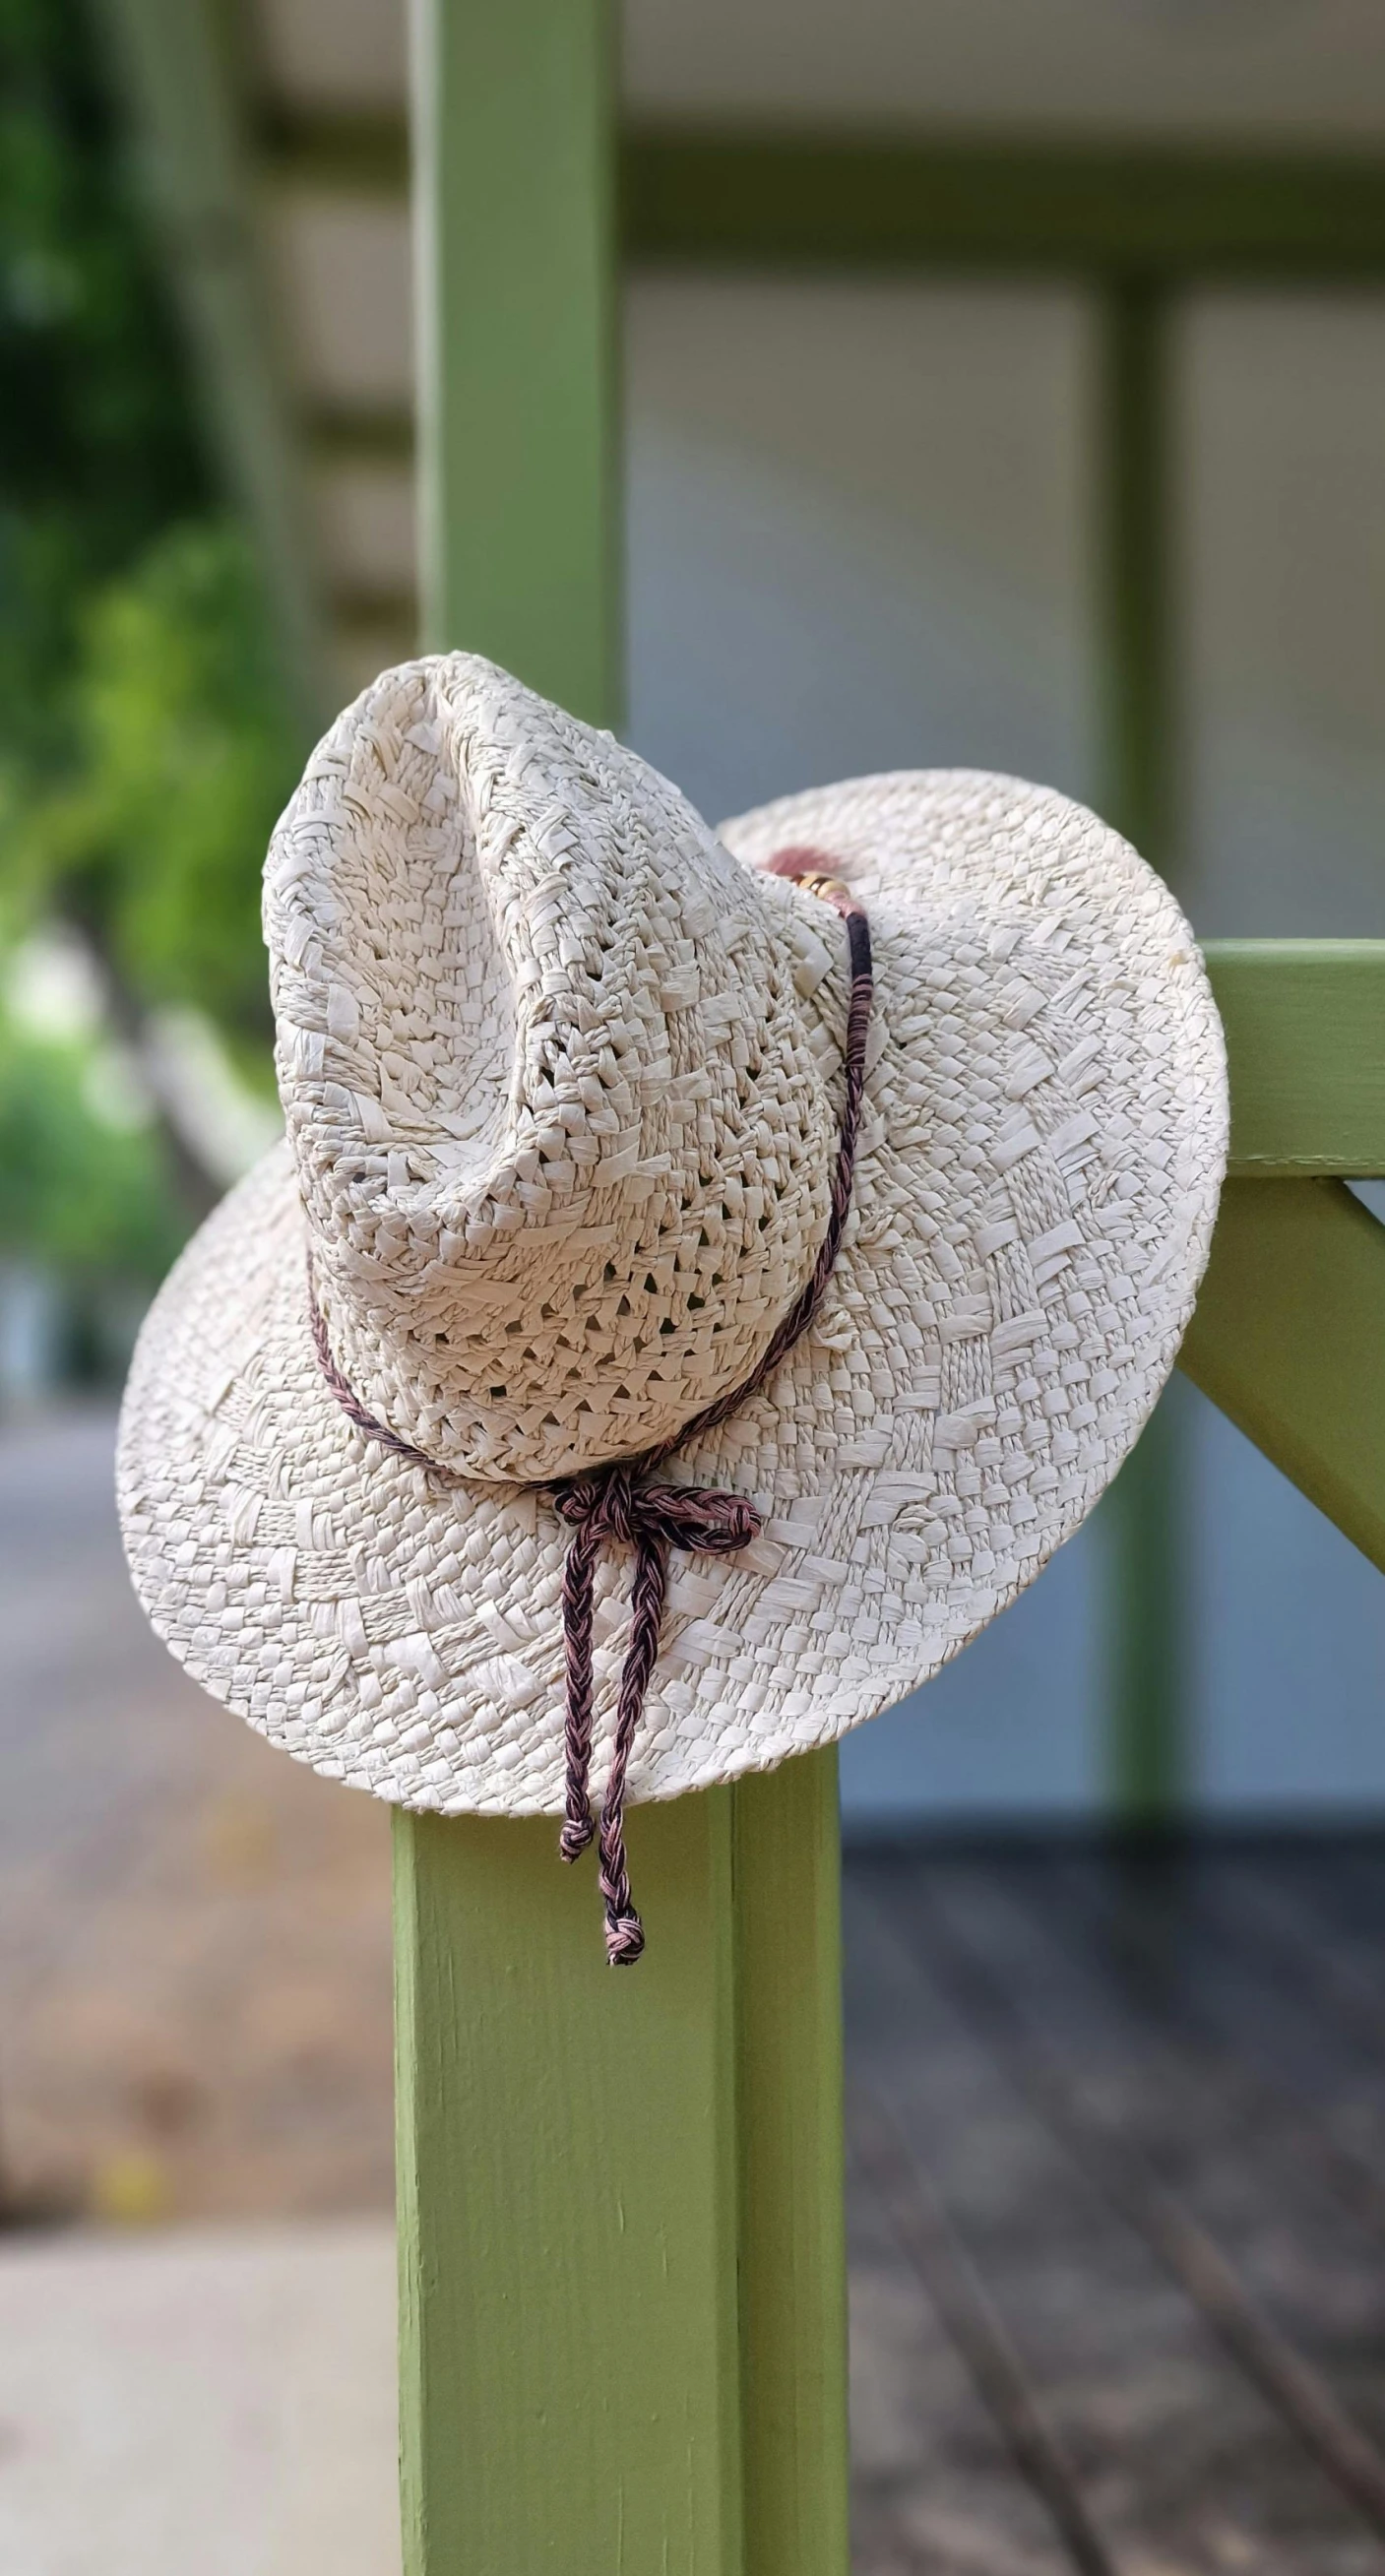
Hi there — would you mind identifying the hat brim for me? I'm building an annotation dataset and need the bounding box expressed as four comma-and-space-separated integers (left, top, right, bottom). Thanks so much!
117, 769, 1226, 1817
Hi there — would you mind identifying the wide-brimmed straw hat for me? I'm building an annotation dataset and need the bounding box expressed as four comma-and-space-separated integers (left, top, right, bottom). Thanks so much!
118, 654, 1225, 1949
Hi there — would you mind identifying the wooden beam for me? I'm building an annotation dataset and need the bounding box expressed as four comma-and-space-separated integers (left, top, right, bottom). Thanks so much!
1208, 942, 1385, 1179
255, 117, 1385, 283
258, 106, 409, 195
1179, 1179, 1385, 1577
301, 405, 414, 466
621, 132, 1385, 280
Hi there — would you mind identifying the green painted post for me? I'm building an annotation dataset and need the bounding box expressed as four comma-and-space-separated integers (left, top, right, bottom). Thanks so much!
733, 1752, 850, 2576
396, 1752, 849, 2575
410, 0, 618, 717
398, 3, 849, 2566
396, 1797, 745, 2570
1094, 279, 1185, 1829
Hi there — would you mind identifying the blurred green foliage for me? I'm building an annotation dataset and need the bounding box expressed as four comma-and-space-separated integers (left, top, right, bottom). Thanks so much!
0, 1016, 181, 1277
10, 520, 299, 1074
0, 0, 295, 1062
0, 0, 209, 779
0, 0, 298, 1316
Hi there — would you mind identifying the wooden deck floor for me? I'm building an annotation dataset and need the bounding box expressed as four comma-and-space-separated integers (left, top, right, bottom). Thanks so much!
845, 1840, 1385, 2576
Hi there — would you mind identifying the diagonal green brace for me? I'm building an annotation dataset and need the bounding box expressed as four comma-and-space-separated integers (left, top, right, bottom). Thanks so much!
1181, 944, 1385, 1565
1179, 1177, 1385, 1575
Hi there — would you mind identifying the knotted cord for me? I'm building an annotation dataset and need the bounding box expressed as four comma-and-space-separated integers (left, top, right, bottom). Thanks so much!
309, 850, 873, 1963
550, 1469, 761, 1960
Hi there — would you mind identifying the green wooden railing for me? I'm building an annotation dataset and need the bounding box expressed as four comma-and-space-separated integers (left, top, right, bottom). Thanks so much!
103, 0, 1385, 1833
95, 0, 1385, 2559
392, 10, 1385, 2569
392, 6, 1385, 2568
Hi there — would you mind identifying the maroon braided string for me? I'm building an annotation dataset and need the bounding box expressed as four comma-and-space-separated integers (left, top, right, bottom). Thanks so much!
309, 851, 872, 1965
557, 1515, 602, 1864
308, 1299, 445, 1476
550, 1468, 763, 1960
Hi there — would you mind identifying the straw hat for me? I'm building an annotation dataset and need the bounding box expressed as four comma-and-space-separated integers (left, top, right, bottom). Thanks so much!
118, 653, 1226, 1836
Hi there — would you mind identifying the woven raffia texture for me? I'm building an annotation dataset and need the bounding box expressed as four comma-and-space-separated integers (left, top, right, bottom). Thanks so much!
118, 655, 1227, 1817
273, 659, 839, 1481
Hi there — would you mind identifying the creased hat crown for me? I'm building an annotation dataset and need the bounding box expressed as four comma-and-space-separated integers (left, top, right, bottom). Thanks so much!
265, 655, 841, 1483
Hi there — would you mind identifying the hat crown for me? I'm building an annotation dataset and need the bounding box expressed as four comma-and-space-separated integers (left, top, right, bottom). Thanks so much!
265, 656, 841, 1483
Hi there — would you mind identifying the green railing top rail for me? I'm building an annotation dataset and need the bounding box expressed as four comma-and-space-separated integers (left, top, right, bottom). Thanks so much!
1207, 943, 1385, 1180
620, 132, 1385, 279
254, 114, 1385, 283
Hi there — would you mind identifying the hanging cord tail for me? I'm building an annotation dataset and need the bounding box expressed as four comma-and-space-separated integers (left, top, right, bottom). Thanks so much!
558, 1515, 600, 1860
551, 1473, 763, 1961
596, 1527, 671, 1965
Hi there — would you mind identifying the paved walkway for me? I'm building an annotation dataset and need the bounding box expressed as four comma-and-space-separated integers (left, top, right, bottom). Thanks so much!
0, 1406, 401, 2560
0, 2219, 399, 2575
0, 1406, 395, 2222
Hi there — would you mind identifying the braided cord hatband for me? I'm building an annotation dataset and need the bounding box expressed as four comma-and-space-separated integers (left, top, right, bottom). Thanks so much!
309, 851, 873, 1964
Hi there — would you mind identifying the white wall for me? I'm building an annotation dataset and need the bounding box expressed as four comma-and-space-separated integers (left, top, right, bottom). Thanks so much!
624, 269, 1385, 1826
1185, 294, 1385, 940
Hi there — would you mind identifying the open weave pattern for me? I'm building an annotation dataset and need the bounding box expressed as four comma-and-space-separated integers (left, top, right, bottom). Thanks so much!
545, 871, 871, 1955
117, 664, 1228, 1820
269, 659, 839, 1483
